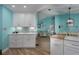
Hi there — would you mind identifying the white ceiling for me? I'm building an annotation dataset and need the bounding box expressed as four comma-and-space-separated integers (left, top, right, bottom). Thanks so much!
39, 4, 79, 15
6, 4, 79, 15
6, 4, 46, 13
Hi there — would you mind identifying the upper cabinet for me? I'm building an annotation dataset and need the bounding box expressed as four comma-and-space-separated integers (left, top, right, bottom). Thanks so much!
13, 14, 24, 26
13, 13, 37, 27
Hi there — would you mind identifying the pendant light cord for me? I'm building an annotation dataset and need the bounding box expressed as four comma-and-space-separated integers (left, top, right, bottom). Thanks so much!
69, 7, 71, 19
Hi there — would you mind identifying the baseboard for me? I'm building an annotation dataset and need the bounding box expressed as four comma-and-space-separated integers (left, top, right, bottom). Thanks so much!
2, 48, 9, 53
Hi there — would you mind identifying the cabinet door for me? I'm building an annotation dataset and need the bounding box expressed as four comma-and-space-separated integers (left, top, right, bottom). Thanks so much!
9, 34, 23, 48
13, 14, 25, 26
64, 45, 79, 55
24, 14, 36, 27
9, 35, 17, 48
23, 36, 31, 47
28, 35, 36, 47
29, 15, 36, 27
22, 35, 36, 48
64, 39, 79, 55
29, 16, 34, 27
16, 35, 23, 48
9, 42, 17, 48
23, 14, 31, 26
50, 38, 63, 55
13, 14, 19, 26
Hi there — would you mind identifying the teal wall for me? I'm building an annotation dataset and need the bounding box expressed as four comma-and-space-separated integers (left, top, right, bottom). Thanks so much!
0, 5, 13, 50
55, 13, 79, 33
37, 16, 55, 33
37, 13, 79, 34
0, 5, 2, 50
55, 14, 69, 33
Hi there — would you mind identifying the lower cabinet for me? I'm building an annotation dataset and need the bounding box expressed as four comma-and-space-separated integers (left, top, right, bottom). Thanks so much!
64, 45, 79, 55
22, 35, 36, 47
50, 36, 79, 55
9, 34, 36, 48
64, 36, 79, 55
50, 38, 64, 55
64, 40, 79, 55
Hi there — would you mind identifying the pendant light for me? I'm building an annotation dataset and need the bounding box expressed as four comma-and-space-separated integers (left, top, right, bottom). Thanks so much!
67, 7, 74, 27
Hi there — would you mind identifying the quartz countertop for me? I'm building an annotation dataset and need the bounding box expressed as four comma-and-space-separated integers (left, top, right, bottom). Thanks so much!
57, 32, 79, 36
9, 32, 37, 35
50, 34, 79, 41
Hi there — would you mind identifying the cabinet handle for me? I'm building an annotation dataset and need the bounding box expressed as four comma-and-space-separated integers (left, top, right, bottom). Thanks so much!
72, 44, 79, 46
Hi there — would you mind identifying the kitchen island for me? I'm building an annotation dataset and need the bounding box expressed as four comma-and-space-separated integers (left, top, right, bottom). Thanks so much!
9, 32, 37, 48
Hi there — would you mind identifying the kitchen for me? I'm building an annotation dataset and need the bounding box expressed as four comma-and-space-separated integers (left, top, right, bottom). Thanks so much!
0, 4, 79, 55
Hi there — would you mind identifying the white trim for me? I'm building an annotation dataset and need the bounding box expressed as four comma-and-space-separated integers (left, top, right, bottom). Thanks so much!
2, 48, 9, 53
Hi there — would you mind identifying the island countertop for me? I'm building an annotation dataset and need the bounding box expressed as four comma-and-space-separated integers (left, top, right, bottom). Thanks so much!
9, 32, 37, 35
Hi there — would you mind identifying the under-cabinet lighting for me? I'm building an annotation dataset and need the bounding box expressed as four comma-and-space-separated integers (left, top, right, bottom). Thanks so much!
16, 27, 22, 30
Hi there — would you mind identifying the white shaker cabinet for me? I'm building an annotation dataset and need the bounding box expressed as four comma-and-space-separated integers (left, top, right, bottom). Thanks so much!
50, 36, 79, 55
9, 33, 37, 48
9, 34, 18, 48
16, 35, 24, 48
13, 13, 36, 27
64, 36, 79, 55
22, 34, 36, 47
13, 14, 25, 26
9, 34, 23, 48
24, 14, 33, 27
50, 38, 63, 55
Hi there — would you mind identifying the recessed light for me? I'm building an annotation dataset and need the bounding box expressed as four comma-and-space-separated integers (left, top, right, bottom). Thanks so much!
24, 5, 27, 8
12, 5, 15, 8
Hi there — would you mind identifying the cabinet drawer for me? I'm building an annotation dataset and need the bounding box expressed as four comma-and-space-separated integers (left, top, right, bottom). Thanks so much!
16, 42, 23, 48
64, 40, 79, 47
9, 39, 17, 42
9, 35, 17, 42
9, 42, 17, 48
23, 38, 35, 48
64, 36, 79, 41
23, 43, 35, 48
64, 45, 79, 55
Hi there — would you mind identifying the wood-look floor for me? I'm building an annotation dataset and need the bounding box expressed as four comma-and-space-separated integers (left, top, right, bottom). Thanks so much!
3, 48, 49, 55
